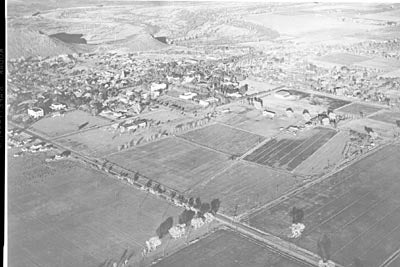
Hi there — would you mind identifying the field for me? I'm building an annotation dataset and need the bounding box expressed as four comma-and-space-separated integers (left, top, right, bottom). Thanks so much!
189, 161, 298, 217
8, 153, 182, 267
336, 102, 383, 116
354, 57, 400, 72
244, 127, 337, 171
293, 131, 350, 176
30, 110, 111, 138
342, 118, 399, 140
370, 110, 400, 125
317, 53, 370, 66
106, 137, 231, 192
153, 228, 309, 267
56, 126, 139, 157
180, 123, 265, 156
287, 90, 351, 111
246, 144, 400, 267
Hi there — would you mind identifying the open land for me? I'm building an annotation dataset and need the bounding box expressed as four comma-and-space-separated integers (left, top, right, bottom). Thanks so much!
106, 137, 231, 192
180, 123, 265, 156
153, 228, 309, 267
244, 127, 337, 171
336, 102, 383, 116
247, 144, 400, 267
370, 110, 400, 125
30, 110, 111, 138
189, 161, 298, 217
8, 153, 182, 267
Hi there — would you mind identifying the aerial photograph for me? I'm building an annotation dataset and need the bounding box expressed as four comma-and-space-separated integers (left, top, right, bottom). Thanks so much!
5, 1, 400, 267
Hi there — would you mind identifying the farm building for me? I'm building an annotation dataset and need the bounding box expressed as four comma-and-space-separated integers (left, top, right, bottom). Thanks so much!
28, 107, 44, 118
286, 108, 294, 117
263, 110, 276, 118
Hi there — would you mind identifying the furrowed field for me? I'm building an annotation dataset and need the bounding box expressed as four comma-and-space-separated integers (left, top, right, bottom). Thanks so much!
336, 102, 383, 116
8, 153, 182, 267
246, 144, 400, 267
153, 228, 309, 267
244, 127, 337, 171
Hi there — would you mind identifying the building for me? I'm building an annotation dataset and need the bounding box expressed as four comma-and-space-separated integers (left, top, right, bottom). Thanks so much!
179, 92, 197, 100
50, 102, 66, 111
303, 109, 311, 121
286, 107, 294, 117
263, 110, 276, 118
28, 107, 44, 118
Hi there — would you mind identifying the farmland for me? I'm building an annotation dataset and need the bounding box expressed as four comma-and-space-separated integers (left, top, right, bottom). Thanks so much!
246, 144, 400, 267
293, 131, 350, 176
189, 161, 298, 217
8, 153, 182, 267
336, 102, 383, 116
287, 90, 351, 111
370, 110, 400, 125
180, 123, 265, 156
106, 137, 231, 192
153, 228, 309, 267
342, 118, 399, 140
244, 127, 337, 171
56, 126, 139, 157
30, 110, 111, 138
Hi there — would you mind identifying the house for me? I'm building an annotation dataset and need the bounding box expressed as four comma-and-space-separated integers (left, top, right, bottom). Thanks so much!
286, 108, 294, 117
328, 111, 337, 121
151, 82, 167, 91
322, 117, 330, 126
28, 107, 44, 118
303, 109, 311, 121
198, 100, 209, 107
179, 92, 197, 100
263, 110, 276, 118
50, 102, 66, 111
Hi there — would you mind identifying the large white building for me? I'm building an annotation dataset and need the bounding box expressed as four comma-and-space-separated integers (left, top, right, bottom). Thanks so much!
28, 107, 44, 119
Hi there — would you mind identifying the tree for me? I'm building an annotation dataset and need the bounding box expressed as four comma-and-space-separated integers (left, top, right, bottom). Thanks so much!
156, 217, 173, 239
317, 234, 331, 262
290, 207, 304, 224
200, 203, 211, 214
133, 172, 140, 182
210, 199, 221, 214
188, 197, 194, 207
146, 179, 152, 188
179, 210, 196, 226
194, 197, 202, 209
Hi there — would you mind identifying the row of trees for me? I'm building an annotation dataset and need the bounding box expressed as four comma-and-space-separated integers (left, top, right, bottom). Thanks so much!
155, 197, 221, 239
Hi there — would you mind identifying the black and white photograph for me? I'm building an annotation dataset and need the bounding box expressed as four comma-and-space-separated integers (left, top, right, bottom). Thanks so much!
5, 1, 400, 267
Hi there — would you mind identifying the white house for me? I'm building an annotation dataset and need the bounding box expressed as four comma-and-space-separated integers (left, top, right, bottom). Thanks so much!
151, 83, 167, 92
198, 100, 209, 107
263, 110, 276, 118
179, 92, 197, 100
28, 107, 44, 119
50, 102, 66, 111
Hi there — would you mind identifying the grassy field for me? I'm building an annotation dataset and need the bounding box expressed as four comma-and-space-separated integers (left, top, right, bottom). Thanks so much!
56, 126, 137, 157
288, 90, 351, 111
370, 110, 400, 125
247, 144, 400, 267
180, 123, 265, 156
106, 137, 231, 192
153, 228, 309, 267
30, 110, 111, 138
342, 118, 399, 140
8, 153, 182, 267
354, 57, 400, 72
244, 127, 337, 171
189, 161, 298, 216
336, 102, 382, 116
293, 131, 350, 175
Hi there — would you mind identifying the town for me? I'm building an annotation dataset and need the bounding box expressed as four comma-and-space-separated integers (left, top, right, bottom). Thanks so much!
6, 2, 400, 267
